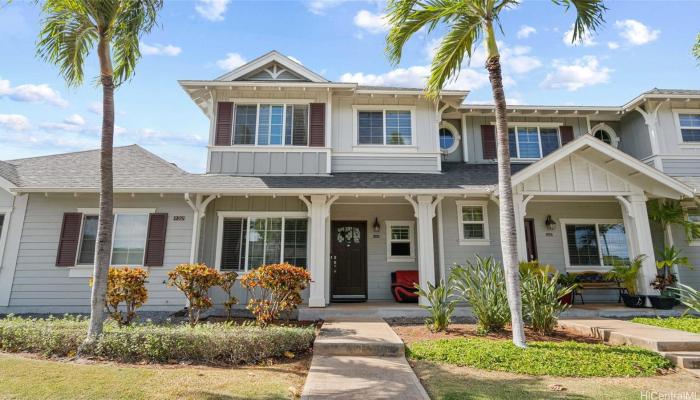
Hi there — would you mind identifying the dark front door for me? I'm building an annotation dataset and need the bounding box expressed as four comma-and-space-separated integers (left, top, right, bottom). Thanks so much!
524, 218, 538, 261
330, 221, 367, 302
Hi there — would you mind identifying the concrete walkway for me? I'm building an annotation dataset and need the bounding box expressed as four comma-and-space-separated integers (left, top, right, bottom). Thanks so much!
302, 318, 429, 400
559, 318, 700, 371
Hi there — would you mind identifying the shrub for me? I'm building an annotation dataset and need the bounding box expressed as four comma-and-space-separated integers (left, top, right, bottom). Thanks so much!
451, 256, 510, 334
167, 263, 222, 326
0, 315, 315, 365
415, 280, 456, 332
520, 270, 574, 335
606, 255, 646, 295
95, 267, 149, 326
240, 263, 311, 326
218, 271, 239, 320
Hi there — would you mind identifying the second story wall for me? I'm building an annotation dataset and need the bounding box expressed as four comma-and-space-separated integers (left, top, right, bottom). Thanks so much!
617, 111, 653, 163
655, 102, 700, 177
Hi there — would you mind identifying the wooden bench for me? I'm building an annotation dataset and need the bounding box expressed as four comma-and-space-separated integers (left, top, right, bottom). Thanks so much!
570, 271, 623, 305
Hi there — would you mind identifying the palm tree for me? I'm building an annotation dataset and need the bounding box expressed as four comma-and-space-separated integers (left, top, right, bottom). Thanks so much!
693, 33, 700, 61
386, 0, 606, 348
37, 0, 163, 350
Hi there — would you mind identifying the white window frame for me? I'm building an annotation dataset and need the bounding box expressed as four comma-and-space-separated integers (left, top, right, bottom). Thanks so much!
684, 207, 700, 246
230, 99, 312, 148
491, 122, 563, 160
353, 105, 417, 150
0, 207, 12, 268
673, 110, 700, 146
215, 211, 309, 272
590, 123, 620, 148
456, 200, 490, 245
560, 218, 629, 272
386, 220, 416, 262
439, 121, 461, 154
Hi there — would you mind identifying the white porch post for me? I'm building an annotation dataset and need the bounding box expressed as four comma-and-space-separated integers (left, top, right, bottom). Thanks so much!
513, 194, 533, 261
407, 195, 442, 306
618, 194, 658, 297
304, 195, 336, 308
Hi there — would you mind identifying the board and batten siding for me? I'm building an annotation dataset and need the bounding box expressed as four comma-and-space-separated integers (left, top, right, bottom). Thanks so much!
6, 193, 193, 313
209, 150, 328, 175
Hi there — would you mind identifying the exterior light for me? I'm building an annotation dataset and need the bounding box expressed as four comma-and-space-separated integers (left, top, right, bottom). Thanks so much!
373, 217, 381, 233
545, 215, 556, 231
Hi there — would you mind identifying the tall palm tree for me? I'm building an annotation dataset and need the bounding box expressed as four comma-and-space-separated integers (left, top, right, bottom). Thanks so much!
386, 0, 606, 348
37, 0, 163, 350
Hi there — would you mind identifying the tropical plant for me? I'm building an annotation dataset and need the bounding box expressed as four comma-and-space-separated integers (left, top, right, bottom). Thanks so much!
654, 245, 693, 296
451, 256, 510, 334
415, 279, 457, 332
37, 0, 164, 350
519, 260, 556, 276
647, 199, 700, 246
239, 263, 311, 326
520, 270, 574, 334
167, 263, 223, 327
670, 283, 700, 313
94, 267, 149, 326
694, 33, 700, 62
218, 271, 239, 320
385, 0, 607, 348
606, 255, 647, 296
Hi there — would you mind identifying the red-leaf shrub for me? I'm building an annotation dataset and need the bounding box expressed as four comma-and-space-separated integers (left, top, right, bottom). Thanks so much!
90, 267, 149, 326
167, 263, 222, 326
218, 271, 239, 320
240, 263, 311, 326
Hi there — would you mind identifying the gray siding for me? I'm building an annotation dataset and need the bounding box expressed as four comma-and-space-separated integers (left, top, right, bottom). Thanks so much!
331, 155, 438, 173
618, 112, 652, 160
6, 193, 193, 313
209, 150, 328, 175
668, 223, 700, 291
0, 188, 13, 208
661, 158, 700, 176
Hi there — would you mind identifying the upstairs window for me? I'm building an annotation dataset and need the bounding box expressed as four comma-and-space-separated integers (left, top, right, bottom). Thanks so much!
232, 103, 309, 146
357, 109, 413, 146
678, 113, 700, 142
507, 126, 561, 159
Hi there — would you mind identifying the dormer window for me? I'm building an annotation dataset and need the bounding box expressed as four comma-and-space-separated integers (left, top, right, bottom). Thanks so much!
354, 106, 415, 146
232, 103, 309, 146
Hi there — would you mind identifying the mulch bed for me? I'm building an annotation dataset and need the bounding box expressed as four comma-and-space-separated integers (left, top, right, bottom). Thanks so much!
391, 323, 602, 345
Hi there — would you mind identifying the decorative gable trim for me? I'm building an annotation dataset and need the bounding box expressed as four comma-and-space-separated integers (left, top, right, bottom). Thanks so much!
216, 51, 328, 83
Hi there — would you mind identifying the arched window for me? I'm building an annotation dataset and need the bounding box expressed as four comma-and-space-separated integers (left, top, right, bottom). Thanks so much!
439, 122, 460, 154
590, 123, 619, 148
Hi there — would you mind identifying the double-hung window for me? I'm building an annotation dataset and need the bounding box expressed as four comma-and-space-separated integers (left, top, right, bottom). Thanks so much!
562, 220, 629, 270
507, 126, 561, 159
457, 201, 489, 244
357, 109, 413, 146
77, 212, 150, 266
677, 113, 700, 143
386, 221, 415, 262
218, 215, 308, 272
232, 103, 309, 146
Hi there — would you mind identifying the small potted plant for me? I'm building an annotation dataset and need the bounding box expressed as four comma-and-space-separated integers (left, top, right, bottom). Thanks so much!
557, 273, 578, 305
649, 246, 692, 309
606, 255, 647, 308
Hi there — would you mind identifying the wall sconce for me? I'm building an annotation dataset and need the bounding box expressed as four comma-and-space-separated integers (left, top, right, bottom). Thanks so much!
545, 215, 556, 231
373, 217, 381, 233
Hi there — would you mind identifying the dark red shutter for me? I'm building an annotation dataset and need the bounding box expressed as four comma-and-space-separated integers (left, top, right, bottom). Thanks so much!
309, 103, 325, 147
144, 213, 168, 267
560, 125, 574, 145
214, 102, 233, 146
481, 125, 497, 160
56, 212, 82, 267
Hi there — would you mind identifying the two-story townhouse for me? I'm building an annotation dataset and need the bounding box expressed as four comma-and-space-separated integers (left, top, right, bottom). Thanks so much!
0, 51, 698, 314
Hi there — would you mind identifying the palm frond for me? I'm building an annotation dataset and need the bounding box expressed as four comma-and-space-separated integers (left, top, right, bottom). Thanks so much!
111, 0, 163, 85
552, 0, 606, 44
694, 33, 700, 63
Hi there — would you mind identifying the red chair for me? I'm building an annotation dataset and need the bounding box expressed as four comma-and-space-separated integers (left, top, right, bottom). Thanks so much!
391, 270, 419, 303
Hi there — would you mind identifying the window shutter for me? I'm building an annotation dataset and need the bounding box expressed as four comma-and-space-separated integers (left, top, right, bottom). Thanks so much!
309, 103, 325, 147
214, 102, 233, 146
560, 125, 574, 145
144, 213, 168, 267
56, 212, 83, 267
481, 125, 497, 160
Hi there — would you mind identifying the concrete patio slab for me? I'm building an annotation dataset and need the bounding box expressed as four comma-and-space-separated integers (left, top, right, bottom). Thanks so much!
313, 319, 405, 357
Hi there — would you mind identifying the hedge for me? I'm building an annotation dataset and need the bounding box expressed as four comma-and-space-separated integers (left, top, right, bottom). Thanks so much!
0, 315, 315, 365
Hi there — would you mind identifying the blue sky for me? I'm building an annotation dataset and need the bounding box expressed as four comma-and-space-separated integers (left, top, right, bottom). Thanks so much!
1, 0, 699, 172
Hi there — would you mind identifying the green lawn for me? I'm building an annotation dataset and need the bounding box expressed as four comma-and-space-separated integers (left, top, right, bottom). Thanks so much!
407, 338, 672, 377
0, 353, 308, 400
631, 316, 700, 334
411, 360, 698, 400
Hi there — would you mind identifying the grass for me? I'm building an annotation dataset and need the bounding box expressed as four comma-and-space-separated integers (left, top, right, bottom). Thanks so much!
411, 360, 697, 400
0, 352, 308, 400
407, 338, 672, 377
631, 316, 700, 334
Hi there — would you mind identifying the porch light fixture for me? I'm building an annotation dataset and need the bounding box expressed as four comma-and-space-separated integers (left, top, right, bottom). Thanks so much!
373, 217, 381, 233
545, 215, 556, 231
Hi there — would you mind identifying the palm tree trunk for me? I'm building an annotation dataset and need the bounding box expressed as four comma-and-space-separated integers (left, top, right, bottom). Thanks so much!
81, 35, 114, 352
484, 21, 527, 348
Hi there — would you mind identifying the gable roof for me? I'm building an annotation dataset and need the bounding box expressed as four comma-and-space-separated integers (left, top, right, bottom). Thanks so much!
215, 51, 329, 83
511, 134, 695, 199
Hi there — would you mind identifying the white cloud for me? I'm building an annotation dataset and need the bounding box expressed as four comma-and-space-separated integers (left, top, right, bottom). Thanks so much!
340, 65, 491, 91
64, 114, 85, 126
0, 79, 68, 107
133, 128, 207, 147
615, 19, 659, 46
517, 25, 536, 39
307, 0, 348, 15
501, 46, 542, 74
0, 114, 31, 131
195, 0, 229, 21
354, 10, 388, 34
541, 56, 612, 91
562, 25, 596, 47
88, 101, 102, 115
216, 53, 247, 71
607, 41, 620, 50
140, 43, 182, 56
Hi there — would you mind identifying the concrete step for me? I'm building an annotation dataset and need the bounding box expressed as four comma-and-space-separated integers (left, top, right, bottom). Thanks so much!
663, 352, 700, 369
313, 319, 405, 357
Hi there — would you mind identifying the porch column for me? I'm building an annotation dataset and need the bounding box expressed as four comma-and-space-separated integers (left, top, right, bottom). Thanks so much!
305, 195, 337, 308
408, 195, 442, 306
618, 194, 658, 297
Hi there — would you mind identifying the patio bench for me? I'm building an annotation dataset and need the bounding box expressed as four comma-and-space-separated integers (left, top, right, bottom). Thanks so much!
571, 271, 623, 305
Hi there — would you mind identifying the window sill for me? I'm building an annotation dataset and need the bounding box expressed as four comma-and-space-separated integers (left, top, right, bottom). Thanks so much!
678, 143, 700, 148
351, 145, 417, 153
458, 239, 491, 246
387, 257, 416, 263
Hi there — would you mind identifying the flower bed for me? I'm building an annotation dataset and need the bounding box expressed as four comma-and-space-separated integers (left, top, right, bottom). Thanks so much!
0, 315, 315, 365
